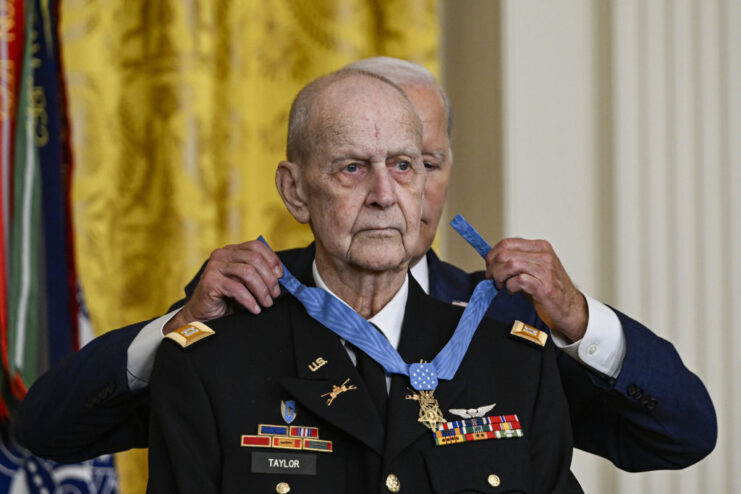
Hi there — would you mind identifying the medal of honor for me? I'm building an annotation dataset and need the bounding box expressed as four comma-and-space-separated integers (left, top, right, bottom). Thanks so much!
405, 388, 446, 430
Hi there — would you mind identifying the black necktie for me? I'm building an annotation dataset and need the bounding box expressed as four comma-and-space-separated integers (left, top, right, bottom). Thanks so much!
349, 324, 388, 420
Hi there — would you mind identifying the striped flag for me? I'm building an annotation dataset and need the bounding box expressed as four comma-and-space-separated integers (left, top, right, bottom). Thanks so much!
7, 0, 44, 398
0, 1, 117, 492
5, 0, 79, 408
0, 0, 26, 419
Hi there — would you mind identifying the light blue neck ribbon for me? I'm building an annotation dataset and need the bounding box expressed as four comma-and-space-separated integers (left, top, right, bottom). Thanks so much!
261, 215, 496, 391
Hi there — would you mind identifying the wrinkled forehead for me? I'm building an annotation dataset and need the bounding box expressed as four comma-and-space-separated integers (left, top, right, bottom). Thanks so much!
311, 78, 423, 155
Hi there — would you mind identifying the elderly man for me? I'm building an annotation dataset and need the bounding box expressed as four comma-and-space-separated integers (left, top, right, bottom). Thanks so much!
156, 58, 717, 472
147, 69, 580, 493
18, 58, 714, 473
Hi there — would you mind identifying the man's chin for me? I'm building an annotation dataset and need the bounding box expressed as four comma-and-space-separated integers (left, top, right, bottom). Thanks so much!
347, 243, 410, 273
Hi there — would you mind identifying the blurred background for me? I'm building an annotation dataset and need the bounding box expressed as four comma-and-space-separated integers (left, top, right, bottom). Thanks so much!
0, 0, 737, 493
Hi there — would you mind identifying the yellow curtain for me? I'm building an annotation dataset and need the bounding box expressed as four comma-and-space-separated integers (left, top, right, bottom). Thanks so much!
60, 1, 438, 492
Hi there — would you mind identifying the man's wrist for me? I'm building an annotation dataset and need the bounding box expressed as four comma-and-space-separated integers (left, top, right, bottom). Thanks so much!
551, 294, 626, 379
163, 308, 192, 335
127, 309, 182, 390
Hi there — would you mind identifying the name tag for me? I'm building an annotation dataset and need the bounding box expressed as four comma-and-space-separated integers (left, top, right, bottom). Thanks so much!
251, 452, 317, 476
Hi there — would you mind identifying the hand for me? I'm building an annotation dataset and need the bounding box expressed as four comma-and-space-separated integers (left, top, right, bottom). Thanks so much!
163, 240, 283, 334
485, 238, 588, 342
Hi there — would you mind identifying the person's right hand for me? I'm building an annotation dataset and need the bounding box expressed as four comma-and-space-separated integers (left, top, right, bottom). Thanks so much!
163, 240, 283, 334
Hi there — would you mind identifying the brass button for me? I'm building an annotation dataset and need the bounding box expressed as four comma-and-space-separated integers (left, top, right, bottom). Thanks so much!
386, 473, 401, 492
276, 482, 290, 493
488, 474, 501, 487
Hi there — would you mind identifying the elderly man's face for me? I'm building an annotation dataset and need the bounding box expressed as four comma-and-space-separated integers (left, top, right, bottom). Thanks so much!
400, 83, 452, 260
302, 79, 425, 273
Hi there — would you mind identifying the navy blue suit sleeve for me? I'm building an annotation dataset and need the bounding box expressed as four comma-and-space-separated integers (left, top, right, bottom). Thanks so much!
14, 255, 205, 463
16, 321, 151, 463
562, 309, 717, 471
14, 263, 201, 463
16, 245, 316, 462
426, 251, 716, 471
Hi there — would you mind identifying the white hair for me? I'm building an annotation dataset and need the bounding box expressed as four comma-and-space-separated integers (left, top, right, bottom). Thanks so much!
345, 57, 453, 138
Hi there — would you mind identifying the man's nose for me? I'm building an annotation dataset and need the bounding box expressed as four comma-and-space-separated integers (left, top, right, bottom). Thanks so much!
367, 167, 396, 208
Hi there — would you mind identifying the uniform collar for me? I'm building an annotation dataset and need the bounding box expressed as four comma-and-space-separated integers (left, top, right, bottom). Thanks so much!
409, 253, 430, 294
312, 261, 408, 350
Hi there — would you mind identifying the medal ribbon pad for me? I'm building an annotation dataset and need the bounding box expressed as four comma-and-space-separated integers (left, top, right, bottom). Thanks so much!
241, 424, 332, 453
433, 415, 523, 446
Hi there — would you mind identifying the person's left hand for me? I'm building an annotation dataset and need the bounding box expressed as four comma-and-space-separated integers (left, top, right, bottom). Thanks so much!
485, 238, 588, 342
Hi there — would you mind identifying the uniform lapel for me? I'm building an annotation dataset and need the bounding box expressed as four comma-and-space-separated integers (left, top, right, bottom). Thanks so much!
383, 277, 467, 461
278, 266, 384, 456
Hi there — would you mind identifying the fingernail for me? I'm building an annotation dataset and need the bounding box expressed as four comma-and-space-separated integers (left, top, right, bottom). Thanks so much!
273, 266, 282, 277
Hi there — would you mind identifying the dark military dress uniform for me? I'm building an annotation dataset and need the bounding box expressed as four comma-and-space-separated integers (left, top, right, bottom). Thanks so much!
147, 265, 582, 494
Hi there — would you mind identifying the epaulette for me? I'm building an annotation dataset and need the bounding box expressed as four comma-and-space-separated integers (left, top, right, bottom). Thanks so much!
509, 320, 548, 348
165, 321, 215, 348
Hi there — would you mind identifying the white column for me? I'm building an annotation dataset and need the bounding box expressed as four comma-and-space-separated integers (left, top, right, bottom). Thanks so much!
500, 1, 613, 492
728, 2, 741, 492
611, 0, 736, 492
444, 0, 740, 491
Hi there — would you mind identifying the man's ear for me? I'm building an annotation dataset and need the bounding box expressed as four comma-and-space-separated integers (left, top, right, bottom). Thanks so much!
276, 160, 310, 224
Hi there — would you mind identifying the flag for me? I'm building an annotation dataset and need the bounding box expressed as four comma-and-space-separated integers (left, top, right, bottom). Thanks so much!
0, 0, 117, 491
0, 0, 25, 420
0, 430, 119, 494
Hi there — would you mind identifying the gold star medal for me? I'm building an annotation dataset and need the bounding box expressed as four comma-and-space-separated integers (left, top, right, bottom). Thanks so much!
404, 361, 446, 430
405, 388, 446, 430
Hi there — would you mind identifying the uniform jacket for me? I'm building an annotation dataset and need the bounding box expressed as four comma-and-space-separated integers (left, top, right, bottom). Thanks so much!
17, 245, 716, 472
147, 270, 582, 494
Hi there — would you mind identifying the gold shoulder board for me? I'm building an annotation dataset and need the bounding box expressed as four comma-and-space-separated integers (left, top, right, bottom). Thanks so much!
510, 320, 548, 347
165, 321, 215, 348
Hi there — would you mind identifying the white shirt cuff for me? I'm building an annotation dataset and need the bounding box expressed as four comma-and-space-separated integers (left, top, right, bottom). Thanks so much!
126, 309, 181, 391
550, 294, 626, 378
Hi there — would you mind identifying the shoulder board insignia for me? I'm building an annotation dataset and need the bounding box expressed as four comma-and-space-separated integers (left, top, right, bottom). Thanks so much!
510, 320, 548, 347
166, 321, 215, 348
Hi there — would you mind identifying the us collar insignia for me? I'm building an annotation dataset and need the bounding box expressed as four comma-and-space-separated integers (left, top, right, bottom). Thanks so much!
308, 357, 327, 372
281, 400, 297, 424
321, 378, 357, 406
433, 414, 524, 446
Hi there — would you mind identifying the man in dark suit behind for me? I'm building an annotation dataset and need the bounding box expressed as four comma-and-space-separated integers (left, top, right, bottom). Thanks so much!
147, 68, 581, 492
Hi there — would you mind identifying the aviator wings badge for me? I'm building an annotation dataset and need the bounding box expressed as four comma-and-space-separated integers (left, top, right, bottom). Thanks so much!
448, 403, 496, 419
